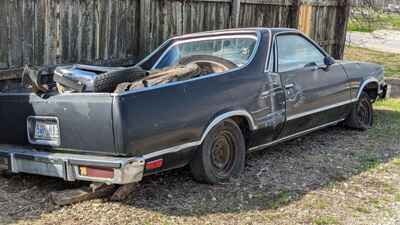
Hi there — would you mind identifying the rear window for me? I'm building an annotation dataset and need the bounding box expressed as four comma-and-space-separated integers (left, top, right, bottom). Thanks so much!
154, 35, 257, 69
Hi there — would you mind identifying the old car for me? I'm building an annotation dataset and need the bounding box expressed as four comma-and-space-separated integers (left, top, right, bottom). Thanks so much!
0, 28, 387, 185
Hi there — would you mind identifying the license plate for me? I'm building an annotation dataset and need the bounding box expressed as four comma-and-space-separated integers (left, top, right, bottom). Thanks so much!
0, 157, 9, 170
34, 121, 60, 140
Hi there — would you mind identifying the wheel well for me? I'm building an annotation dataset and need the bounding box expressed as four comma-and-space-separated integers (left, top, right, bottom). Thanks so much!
231, 116, 251, 148
362, 82, 379, 101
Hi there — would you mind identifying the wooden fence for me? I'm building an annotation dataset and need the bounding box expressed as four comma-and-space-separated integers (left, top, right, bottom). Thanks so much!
0, 0, 350, 73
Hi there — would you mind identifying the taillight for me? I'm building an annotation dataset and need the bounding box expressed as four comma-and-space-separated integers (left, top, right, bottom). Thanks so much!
145, 159, 163, 170
79, 166, 114, 179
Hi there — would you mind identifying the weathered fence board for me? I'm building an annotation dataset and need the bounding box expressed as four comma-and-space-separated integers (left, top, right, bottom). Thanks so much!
0, 0, 350, 74
0, 1, 9, 69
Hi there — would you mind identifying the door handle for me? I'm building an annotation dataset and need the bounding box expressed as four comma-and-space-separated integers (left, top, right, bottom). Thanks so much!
285, 83, 294, 89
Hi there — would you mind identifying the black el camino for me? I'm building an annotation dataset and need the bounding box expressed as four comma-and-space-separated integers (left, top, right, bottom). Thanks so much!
0, 28, 387, 185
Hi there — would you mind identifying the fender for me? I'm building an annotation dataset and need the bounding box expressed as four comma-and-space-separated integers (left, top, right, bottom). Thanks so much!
356, 77, 380, 100
199, 110, 257, 143
142, 110, 256, 159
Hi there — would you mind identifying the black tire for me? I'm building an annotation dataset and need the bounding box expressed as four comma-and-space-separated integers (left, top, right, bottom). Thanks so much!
178, 55, 238, 71
345, 92, 374, 130
93, 67, 147, 93
190, 119, 246, 184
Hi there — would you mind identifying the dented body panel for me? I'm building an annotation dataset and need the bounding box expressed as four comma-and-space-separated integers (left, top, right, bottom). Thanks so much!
0, 28, 386, 183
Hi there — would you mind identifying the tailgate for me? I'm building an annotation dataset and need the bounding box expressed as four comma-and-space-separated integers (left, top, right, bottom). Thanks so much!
0, 93, 116, 155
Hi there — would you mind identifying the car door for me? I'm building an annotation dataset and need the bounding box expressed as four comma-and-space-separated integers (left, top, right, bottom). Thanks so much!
275, 33, 351, 136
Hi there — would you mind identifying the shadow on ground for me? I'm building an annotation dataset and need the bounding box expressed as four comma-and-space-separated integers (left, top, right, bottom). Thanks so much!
0, 109, 399, 224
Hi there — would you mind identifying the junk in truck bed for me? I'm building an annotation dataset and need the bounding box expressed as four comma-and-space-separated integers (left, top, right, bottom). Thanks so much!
3, 54, 229, 95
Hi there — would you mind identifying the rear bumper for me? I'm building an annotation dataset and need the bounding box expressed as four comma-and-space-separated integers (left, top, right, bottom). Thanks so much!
0, 145, 145, 184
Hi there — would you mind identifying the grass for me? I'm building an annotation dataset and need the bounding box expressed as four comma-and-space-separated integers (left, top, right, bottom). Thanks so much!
354, 206, 371, 214
267, 191, 293, 209
372, 99, 400, 138
344, 46, 400, 77
395, 193, 400, 202
348, 14, 400, 32
313, 216, 339, 225
357, 153, 380, 171
375, 98, 400, 110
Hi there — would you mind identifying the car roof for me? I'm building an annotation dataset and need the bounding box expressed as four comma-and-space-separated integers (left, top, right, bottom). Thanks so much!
173, 27, 298, 39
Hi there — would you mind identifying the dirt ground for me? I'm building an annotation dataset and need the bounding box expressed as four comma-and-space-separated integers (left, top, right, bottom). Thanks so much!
1, 99, 400, 225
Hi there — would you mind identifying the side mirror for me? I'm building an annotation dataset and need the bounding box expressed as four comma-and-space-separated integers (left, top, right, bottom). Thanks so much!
324, 56, 335, 66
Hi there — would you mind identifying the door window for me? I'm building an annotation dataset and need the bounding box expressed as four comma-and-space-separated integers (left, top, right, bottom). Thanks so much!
276, 35, 325, 73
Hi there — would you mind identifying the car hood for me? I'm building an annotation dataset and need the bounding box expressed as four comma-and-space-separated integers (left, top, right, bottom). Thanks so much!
338, 60, 385, 82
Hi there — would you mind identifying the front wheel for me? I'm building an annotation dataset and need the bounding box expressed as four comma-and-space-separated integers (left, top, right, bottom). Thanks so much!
345, 92, 374, 130
190, 119, 246, 184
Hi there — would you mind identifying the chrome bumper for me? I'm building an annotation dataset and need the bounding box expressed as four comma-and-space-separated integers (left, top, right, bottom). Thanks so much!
0, 145, 145, 184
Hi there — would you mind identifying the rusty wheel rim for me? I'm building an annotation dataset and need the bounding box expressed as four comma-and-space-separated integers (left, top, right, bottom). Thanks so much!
210, 131, 235, 178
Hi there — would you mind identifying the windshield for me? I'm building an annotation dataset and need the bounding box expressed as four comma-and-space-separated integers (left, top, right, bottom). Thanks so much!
154, 35, 257, 69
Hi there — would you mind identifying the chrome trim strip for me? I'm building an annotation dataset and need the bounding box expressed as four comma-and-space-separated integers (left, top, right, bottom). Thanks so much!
143, 110, 257, 159
173, 28, 261, 39
143, 141, 201, 160
152, 35, 258, 70
356, 77, 379, 99
264, 28, 273, 72
260, 86, 283, 97
248, 118, 345, 152
286, 99, 357, 121
135, 40, 171, 68
201, 110, 258, 134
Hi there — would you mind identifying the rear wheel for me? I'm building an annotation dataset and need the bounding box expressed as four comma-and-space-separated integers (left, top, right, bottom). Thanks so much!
190, 119, 246, 184
345, 92, 374, 130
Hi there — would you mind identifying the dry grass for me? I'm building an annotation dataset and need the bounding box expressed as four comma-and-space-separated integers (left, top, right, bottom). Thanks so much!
1, 99, 400, 225
344, 46, 400, 77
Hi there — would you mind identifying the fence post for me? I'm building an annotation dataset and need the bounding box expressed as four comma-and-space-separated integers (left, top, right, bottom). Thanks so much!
333, 0, 351, 59
297, 2, 313, 36
231, 0, 241, 28
290, 0, 301, 28
139, 0, 151, 57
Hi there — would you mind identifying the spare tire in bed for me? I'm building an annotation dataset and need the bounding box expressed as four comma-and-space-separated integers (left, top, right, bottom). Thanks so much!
55, 65, 148, 93
93, 67, 147, 92
178, 55, 238, 74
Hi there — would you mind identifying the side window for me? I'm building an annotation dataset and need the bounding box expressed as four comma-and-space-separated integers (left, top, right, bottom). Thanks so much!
276, 35, 325, 73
